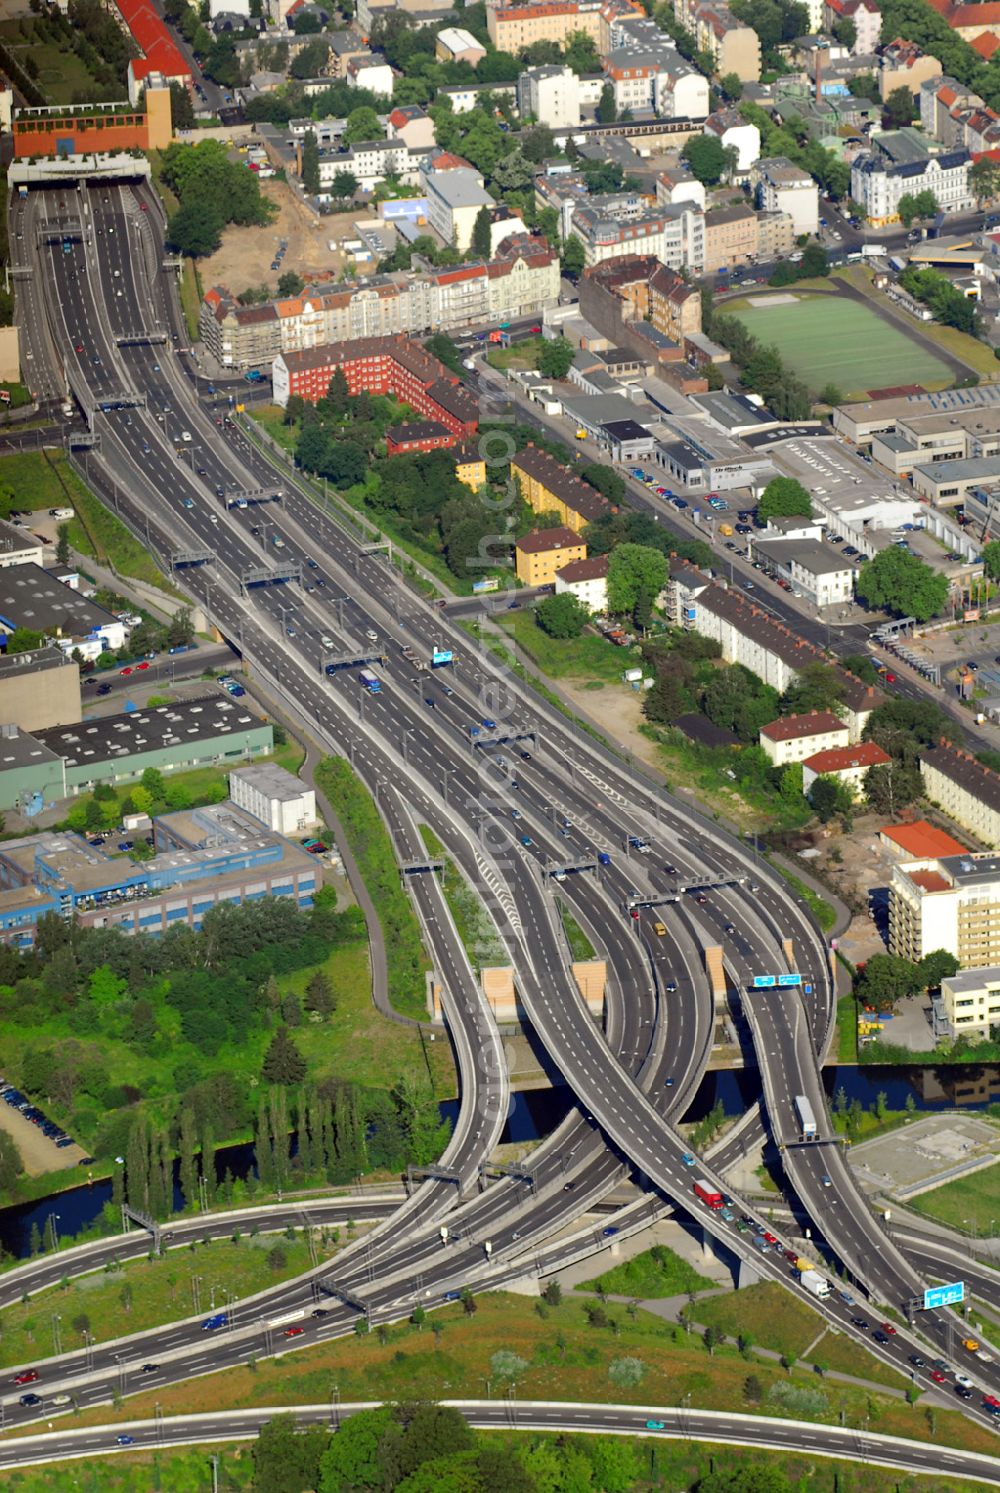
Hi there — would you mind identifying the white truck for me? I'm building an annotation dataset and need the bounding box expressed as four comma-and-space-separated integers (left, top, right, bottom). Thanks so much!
794, 1094, 817, 1141
799, 1270, 832, 1300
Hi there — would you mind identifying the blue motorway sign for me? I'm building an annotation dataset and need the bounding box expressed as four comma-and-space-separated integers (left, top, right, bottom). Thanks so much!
778, 974, 802, 987
923, 1281, 964, 1310
753, 975, 803, 988
752, 976, 776, 987
431, 649, 454, 668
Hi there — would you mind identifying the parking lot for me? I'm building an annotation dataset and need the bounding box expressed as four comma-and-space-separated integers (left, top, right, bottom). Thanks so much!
0, 1080, 87, 1176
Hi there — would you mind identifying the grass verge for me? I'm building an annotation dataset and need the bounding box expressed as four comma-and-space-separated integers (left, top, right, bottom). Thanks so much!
314, 756, 431, 1021
558, 899, 595, 961
0, 1235, 322, 1369
49, 1289, 999, 1460
769, 860, 836, 933
419, 825, 506, 969
179, 260, 202, 345
578, 1244, 714, 1299
836, 991, 858, 1061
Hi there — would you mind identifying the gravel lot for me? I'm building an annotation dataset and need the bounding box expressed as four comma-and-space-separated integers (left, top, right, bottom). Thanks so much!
0, 1096, 86, 1177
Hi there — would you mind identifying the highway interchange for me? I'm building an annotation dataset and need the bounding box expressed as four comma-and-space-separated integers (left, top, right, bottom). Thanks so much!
5, 168, 1000, 1470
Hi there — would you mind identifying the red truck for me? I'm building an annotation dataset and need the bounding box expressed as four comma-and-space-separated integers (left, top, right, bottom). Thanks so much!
693, 1178, 723, 1209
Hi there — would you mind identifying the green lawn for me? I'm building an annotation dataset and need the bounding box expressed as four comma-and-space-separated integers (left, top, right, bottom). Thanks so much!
487, 335, 546, 370
770, 860, 836, 933
0, 1235, 321, 1369
0, 22, 100, 105
179, 259, 202, 345
579, 1245, 715, 1300
315, 756, 432, 1021
727, 295, 952, 396
908, 1156, 1000, 1237
686, 1280, 824, 1359
498, 613, 634, 682
0, 447, 84, 511
836, 991, 858, 1061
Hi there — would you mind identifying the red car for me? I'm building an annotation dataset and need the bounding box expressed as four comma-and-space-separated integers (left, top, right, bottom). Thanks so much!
885, 672, 896, 683
119, 666, 133, 676
284, 1326, 305, 1338
139, 202, 148, 211
629, 908, 640, 920
930, 1369, 947, 1383
13, 1370, 38, 1385
136, 661, 150, 671
762, 1232, 778, 1245
880, 1323, 897, 1336
75, 342, 84, 353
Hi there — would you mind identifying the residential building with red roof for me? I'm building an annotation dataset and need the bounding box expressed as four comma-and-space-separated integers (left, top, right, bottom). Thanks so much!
271, 335, 479, 438
514, 528, 587, 586
925, 0, 1000, 39
879, 820, 968, 859
801, 741, 891, 794
759, 711, 850, 767
115, 0, 192, 103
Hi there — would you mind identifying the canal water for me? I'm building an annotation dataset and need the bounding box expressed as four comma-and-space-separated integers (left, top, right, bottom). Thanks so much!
2, 1066, 996, 1259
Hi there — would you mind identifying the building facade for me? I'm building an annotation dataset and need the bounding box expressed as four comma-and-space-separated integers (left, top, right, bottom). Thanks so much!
889, 851, 1000, 964
939, 966, 1000, 1040
758, 711, 850, 766
519, 64, 581, 127
514, 527, 587, 585
554, 553, 609, 611
511, 445, 612, 532
922, 741, 1000, 846
752, 156, 819, 235
229, 763, 317, 834
851, 132, 972, 226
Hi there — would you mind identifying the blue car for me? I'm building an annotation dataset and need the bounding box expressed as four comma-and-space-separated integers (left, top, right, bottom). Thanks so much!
482, 718, 497, 729
201, 1313, 228, 1331
520, 835, 533, 847
598, 851, 611, 865
681, 1153, 696, 1168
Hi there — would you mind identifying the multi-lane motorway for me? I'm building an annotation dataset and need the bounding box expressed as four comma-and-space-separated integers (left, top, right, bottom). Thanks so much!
7, 168, 999, 1466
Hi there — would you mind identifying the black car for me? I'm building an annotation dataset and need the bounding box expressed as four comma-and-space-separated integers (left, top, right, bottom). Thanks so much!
311, 1309, 329, 1319
873, 1330, 891, 1345
97, 683, 112, 695
909, 1354, 926, 1367
140, 1363, 159, 1374
955, 1385, 973, 1399
20, 1394, 41, 1406
852, 1317, 870, 1331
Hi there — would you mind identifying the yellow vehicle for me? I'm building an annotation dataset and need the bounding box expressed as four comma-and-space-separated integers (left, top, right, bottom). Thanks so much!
653, 921, 667, 937
962, 1338, 980, 1353
575, 428, 587, 440
719, 522, 733, 537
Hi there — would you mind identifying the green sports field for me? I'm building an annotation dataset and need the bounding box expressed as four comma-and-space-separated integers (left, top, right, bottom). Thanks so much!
728, 293, 952, 395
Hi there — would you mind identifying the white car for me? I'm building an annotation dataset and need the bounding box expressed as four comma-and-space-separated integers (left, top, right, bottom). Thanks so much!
955, 1373, 974, 1389
366, 629, 378, 642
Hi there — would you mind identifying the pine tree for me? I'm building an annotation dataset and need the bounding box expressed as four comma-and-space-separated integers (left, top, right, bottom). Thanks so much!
29, 1221, 43, 1256
178, 1107, 198, 1211
304, 971, 336, 1016
270, 1088, 290, 1190
261, 1026, 307, 1085
295, 1088, 313, 1176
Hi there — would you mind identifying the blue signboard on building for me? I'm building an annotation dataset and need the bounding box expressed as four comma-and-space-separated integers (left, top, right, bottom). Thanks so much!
923, 1282, 964, 1310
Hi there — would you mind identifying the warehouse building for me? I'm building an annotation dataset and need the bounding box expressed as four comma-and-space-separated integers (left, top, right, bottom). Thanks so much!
229, 763, 318, 835
0, 697, 274, 812
0, 647, 81, 731
0, 804, 317, 947
0, 564, 126, 663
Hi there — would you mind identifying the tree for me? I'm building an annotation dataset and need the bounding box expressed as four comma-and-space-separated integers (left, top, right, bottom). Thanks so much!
304, 970, 336, 1015
856, 548, 949, 622
607, 543, 667, 621
290, 37, 330, 80
757, 475, 812, 522
331, 168, 358, 199
318, 1406, 394, 1492
780, 662, 844, 716
535, 592, 589, 637
863, 760, 922, 816
855, 952, 923, 1011
897, 188, 938, 227
561, 233, 585, 279
343, 106, 383, 146
719, 71, 744, 101
253, 1414, 330, 1493
970, 156, 1000, 203
301, 129, 320, 196
919, 948, 960, 989
261, 1027, 307, 1085
7, 627, 44, 653
809, 774, 854, 823
682, 133, 729, 185
471, 205, 492, 260
537, 336, 574, 379
167, 607, 195, 648
277, 270, 305, 296
698, 1467, 792, 1493
884, 85, 916, 127
818, 381, 842, 406
166, 200, 222, 258
597, 81, 617, 123
169, 80, 195, 130
982, 539, 1000, 581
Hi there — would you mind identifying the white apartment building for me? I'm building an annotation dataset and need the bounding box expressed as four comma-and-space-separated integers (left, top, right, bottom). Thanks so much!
758, 711, 850, 767
554, 554, 609, 612
518, 64, 581, 128
421, 166, 496, 251
940, 967, 1000, 1041
704, 107, 760, 174
851, 133, 972, 227
572, 196, 704, 270
921, 742, 1000, 847
752, 156, 819, 235
889, 852, 1000, 965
